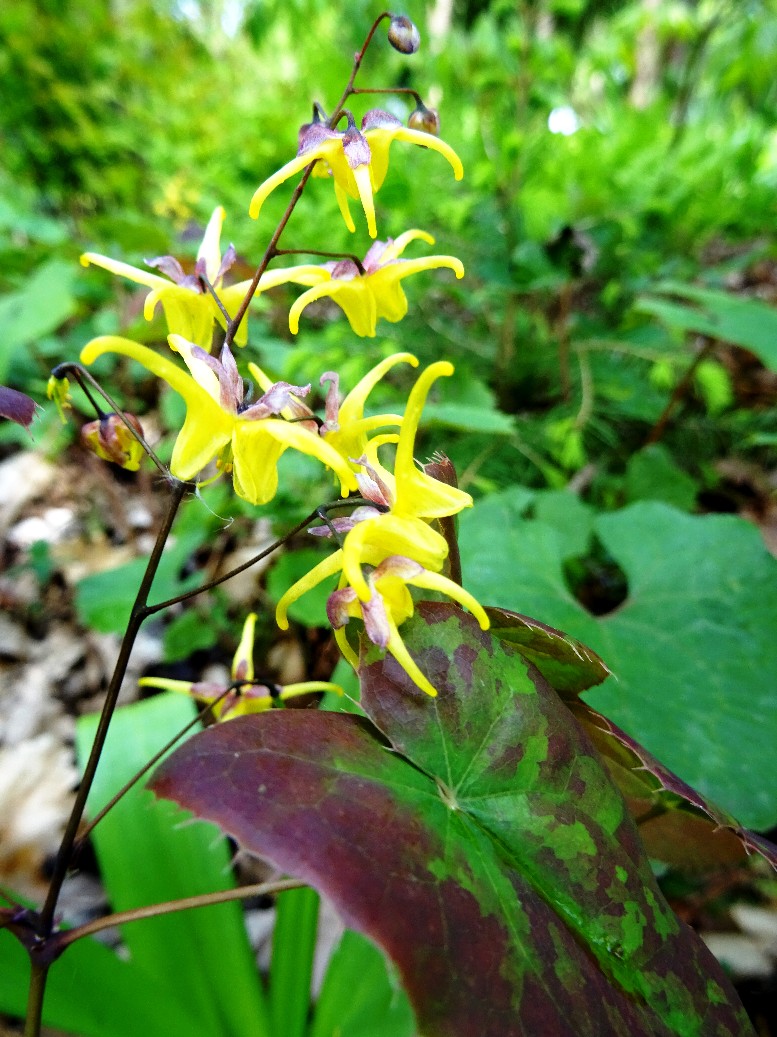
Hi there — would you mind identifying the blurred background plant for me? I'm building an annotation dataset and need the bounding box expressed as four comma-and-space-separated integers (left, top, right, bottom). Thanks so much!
2, 0, 777, 1033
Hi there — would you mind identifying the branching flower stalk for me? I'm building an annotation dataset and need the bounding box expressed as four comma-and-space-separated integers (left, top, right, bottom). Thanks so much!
18, 13, 479, 1036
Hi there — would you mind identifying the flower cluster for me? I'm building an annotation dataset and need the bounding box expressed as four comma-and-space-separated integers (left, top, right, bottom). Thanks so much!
74, 44, 487, 699
275, 359, 489, 697
140, 613, 342, 720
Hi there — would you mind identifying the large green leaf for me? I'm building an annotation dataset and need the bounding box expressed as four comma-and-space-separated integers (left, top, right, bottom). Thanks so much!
637, 282, 777, 371
76, 693, 269, 1037
152, 604, 752, 1037
459, 494, 777, 829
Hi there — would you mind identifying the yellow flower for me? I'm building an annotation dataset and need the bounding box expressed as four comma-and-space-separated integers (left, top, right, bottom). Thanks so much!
249, 109, 463, 239
79, 335, 358, 505
81, 206, 256, 348
276, 360, 474, 627
327, 556, 489, 697
140, 613, 342, 719
261, 231, 463, 338
318, 351, 417, 469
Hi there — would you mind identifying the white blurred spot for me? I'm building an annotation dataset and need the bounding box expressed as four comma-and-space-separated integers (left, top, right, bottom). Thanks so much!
548, 106, 581, 136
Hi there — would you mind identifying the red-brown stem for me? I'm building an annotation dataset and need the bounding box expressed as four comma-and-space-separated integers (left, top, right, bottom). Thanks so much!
53, 878, 304, 955
222, 11, 392, 348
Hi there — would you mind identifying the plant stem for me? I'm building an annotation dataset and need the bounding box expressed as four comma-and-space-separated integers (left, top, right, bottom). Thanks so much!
223, 12, 390, 348
330, 12, 392, 123
645, 340, 715, 445
39, 480, 188, 938
23, 962, 47, 1037
349, 85, 423, 106
51, 363, 169, 476
54, 879, 304, 953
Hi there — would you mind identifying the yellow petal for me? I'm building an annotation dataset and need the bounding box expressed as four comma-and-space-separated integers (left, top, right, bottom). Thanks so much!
276, 549, 344, 630
231, 612, 257, 682
334, 180, 356, 233
81, 336, 234, 480
404, 570, 490, 630
334, 624, 360, 670
80, 252, 169, 291
384, 613, 438, 697
249, 146, 330, 220
342, 514, 448, 600
352, 164, 377, 238
258, 418, 359, 496
390, 127, 465, 181
197, 206, 226, 283
231, 430, 286, 505
381, 230, 435, 263
288, 280, 379, 338
338, 353, 418, 427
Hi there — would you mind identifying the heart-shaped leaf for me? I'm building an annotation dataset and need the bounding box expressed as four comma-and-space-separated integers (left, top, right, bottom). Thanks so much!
152, 604, 752, 1037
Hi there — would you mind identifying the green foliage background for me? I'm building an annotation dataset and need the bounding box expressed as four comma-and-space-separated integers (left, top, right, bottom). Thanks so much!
2, 0, 777, 828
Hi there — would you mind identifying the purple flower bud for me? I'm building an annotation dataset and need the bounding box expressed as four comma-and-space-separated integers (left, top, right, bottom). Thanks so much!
388, 14, 421, 54
408, 104, 440, 137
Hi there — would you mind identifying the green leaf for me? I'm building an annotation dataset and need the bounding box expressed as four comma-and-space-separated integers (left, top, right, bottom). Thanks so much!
637, 282, 777, 371
311, 930, 415, 1037
0, 920, 203, 1037
152, 605, 753, 1037
0, 259, 78, 381
74, 533, 202, 633
624, 445, 698, 510
269, 887, 319, 1037
76, 693, 270, 1037
460, 496, 777, 829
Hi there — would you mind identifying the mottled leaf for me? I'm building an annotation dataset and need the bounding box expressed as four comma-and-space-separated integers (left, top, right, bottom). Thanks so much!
486, 605, 610, 696
568, 699, 777, 870
152, 604, 752, 1037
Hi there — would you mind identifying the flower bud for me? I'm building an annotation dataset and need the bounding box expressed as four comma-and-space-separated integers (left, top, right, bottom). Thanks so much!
387, 14, 420, 54
81, 412, 145, 471
408, 104, 440, 136
47, 375, 71, 422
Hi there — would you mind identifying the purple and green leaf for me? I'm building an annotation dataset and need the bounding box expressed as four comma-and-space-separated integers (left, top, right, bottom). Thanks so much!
152, 603, 753, 1037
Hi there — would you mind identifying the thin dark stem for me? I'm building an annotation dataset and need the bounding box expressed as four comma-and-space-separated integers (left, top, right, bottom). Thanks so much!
349, 86, 423, 106
23, 962, 47, 1037
39, 481, 188, 936
54, 879, 304, 953
51, 363, 169, 477
222, 166, 314, 350
67, 368, 105, 417
273, 248, 366, 275
73, 693, 231, 850
222, 11, 390, 348
200, 272, 233, 327
330, 12, 392, 123
145, 497, 365, 614
645, 339, 715, 445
